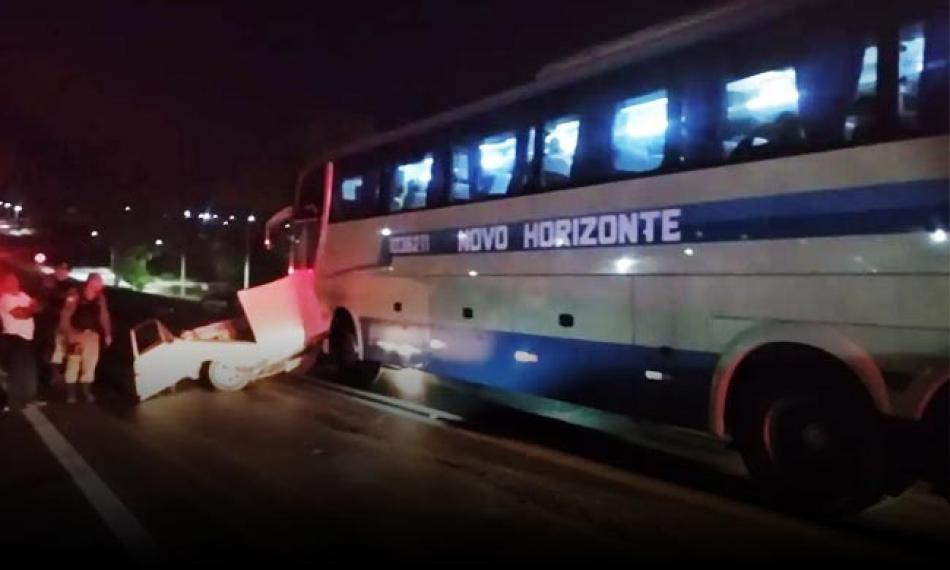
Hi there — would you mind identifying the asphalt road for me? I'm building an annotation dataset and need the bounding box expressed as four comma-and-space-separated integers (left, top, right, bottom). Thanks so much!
1, 367, 948, 566
1, 288, 947, 565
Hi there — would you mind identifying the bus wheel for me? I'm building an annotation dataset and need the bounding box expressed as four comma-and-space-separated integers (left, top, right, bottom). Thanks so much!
921, 385, 948, 502
735, 379, 885, 516
327, 314, 379, 389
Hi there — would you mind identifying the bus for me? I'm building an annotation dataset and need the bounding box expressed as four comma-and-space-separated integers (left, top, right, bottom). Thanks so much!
289, 0, 949, 514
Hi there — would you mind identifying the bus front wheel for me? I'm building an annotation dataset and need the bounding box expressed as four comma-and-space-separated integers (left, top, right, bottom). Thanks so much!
734, 379, 885, 516
327, 312, 379, 389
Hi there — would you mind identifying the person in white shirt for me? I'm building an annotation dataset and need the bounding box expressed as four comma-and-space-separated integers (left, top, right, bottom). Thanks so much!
0, 273, 40, 411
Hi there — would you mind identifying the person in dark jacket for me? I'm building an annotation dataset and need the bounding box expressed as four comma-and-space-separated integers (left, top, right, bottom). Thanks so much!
59, 273, 112, 403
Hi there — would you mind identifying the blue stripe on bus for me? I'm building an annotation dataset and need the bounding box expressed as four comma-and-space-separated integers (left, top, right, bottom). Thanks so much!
362, 319, 719, 428
379, 178, 949, 263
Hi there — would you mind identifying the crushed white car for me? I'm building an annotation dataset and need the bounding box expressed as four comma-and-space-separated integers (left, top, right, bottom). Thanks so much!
130, 270, 329, 401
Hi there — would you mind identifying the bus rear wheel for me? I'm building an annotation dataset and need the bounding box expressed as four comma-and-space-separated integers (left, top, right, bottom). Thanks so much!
734, 379, 885, 516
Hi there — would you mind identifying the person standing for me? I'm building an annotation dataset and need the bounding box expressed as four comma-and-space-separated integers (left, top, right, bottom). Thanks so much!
60, 273, 112, 403
0, 273, 40, 412
37, 262, 74, 400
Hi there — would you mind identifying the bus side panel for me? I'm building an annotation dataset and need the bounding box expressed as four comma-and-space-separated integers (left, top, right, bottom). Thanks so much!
315, 138, 949, 434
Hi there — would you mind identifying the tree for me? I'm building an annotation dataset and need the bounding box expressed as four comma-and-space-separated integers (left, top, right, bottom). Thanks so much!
115, 244, 155, 291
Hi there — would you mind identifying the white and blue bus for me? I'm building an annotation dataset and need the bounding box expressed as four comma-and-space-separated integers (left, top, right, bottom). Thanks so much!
291, 0, 949, 513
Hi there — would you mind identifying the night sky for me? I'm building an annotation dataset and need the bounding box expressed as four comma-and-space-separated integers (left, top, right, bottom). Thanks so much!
0, 0, 716, 221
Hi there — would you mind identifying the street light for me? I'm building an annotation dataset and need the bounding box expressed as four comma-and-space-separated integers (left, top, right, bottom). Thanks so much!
243, 215, 256, 288
155, 238, 164, 246
90, 230, 100, 237
124, 205, 132, 212
184, 209, 192, 219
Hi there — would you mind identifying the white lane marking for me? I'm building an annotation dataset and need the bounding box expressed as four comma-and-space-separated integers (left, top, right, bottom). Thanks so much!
23, 406, 159, 562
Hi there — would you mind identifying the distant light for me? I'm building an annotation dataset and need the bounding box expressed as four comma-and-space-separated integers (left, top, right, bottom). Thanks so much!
13, 205, 22, 213
513, 350, 539, 363
467, 270, 478, 277
3, 203, 10, 209
183, 209, 192, 219
614, 256, 635, 273
264, 237, 272, 248
212, 214, 219, 219
229, 215, 236, 220
34, 252, 47, 264
223, 220, 229, 226
645, 370, 668, 381
287, 265, 295, 275
380, 227, 393, 237
154, 239, 164, 246
683, 247, 695, 256
284, 223, 291, 229
124, 205, 131, 212
930, 228, 948, 244
247, 214, 256, 223
90, 230, 99, 237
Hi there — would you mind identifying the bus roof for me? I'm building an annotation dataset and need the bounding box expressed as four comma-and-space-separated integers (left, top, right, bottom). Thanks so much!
303, 0, 811, 174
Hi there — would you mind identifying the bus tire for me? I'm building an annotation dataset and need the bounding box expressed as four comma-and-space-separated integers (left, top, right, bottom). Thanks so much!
327, 313, 379, 389
921, 385, 948, 501
734, 375, 885, 516
202, 361, 250, 392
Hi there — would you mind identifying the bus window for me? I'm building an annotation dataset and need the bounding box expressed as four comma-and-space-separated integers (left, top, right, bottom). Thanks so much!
390, 154, 433, 212
542, 116, 580, 186
918, 11, 950, 132
845, 41, 878, 142
724, 67, 803, 160
341, 176, 362, 202
335, 171, 380, 220
334, 175, 362, 221
477, 132, 516, 195
298, 166, 325, 217
899, 22, 925, 127
526, 127, 536, 165
611, 90, 668, 173
451, 147, 473, 201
